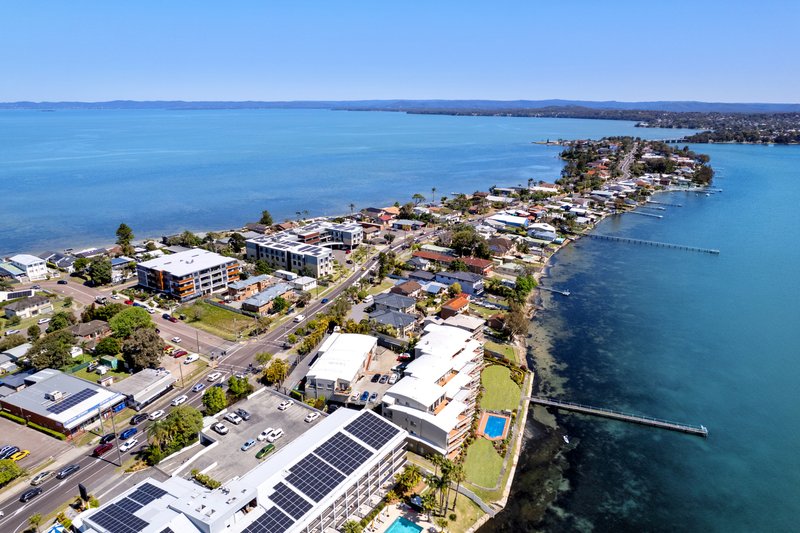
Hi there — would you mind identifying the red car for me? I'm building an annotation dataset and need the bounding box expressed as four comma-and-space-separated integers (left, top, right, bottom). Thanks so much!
173, 350, 188, 358
93, 442, 113, 457
124, 300, 133, 305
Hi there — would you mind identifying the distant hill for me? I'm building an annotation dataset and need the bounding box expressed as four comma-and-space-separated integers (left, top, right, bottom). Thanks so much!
1, 99, 799, 114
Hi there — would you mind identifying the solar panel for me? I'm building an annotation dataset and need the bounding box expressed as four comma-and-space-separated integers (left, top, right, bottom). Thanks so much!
345, 412, 401, 451
46, 388, 98, 414
270, 482, 313, 520
90, 503, 149, 533
286, 454, 345, 502
242, 506, 295, 533
314, 432, 372, 475
129, 482, 168, 505
116, 497, 143, 513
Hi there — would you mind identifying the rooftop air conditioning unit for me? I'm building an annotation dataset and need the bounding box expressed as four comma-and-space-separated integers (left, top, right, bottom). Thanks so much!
45, 390, 64, 401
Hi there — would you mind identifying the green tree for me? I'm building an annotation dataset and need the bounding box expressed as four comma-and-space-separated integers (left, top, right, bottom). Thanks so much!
435, 517, 449, 532
46, 311, 76, 333
329, 296, 351, 319
122, 328, 163, 370
253, 315, 273, 335
254, 259, 273, 275
28, 513, 42, 532
229, 232, 246, 253
342, 521, 363, 533
95, 336, 122, 357
383, 233, 396, 244
109, 307, 152, 338
6, 315, 21, 326
431, 186, 437, 204
202, 386, 227, 415
228, 375, 254, 399
82, 302, 126, 323
450, 259, 467, 272
447, 282, 462, 297
296, 291, 311, 307
28, 330, 75, 369
395, 464, 422, 495
259, 210, 273, 225
73, 257, 90, 273
145, 405, 203, 465
27, 324, 41, 341
0, 458, 25, 487
116, 223, 135, 256
255, 351, 273, 367
88, 257, 112, 286
263, 358, 289, 385
0, 334, 26, 352
271, 296, 288, 314
504, 301, 529, 338
422, 491, 437, 521
63, 296, 73, 307
412, 193, 426, 205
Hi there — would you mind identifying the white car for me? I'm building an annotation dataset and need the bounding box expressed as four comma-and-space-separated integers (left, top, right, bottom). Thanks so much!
171, 395, 188, 406
147, 307, 156, 314
148, 410, 165, 421
120, 438, 139, 453
278, 400, 294, 411
171, 336, 182, 343
37, 318, 50, 325
293, 314, 305, 323
304, 412, 320, 423
388, 373, 399, 385
110, 294, 121, 300
257, 427, 275, 442
212, 423, 228, 435
350, 392, 360, 402
4, 329, 21, 336
184, 354, 199, 364
207, 372, 222, 382
224, 413, 243, 425
267, 428, 284, 443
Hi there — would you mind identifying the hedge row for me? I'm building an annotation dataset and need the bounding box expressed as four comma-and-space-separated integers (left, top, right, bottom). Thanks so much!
0, 410, 67, 440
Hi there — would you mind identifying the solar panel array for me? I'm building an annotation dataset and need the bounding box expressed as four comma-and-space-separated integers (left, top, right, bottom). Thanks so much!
242, 506, 295, 533
314, 432, 372, 475
128, 482, 168, 505
270, 482, 313, 520
116, 497, 143, 513
90, 503, 149, 533
344, 412, 401, 451
46, 388, 98, 414
285, 454, 345, 502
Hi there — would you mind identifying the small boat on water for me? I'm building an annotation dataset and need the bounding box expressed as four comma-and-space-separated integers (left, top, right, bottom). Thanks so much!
563, 435, 570, 444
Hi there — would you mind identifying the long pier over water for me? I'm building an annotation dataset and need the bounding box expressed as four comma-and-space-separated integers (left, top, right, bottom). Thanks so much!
585, 233, 720, 254
529, 397, 709, 437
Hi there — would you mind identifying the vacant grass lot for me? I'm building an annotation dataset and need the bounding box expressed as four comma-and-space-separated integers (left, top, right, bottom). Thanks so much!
484, 340, 518, 365
481, 365, 520, 411
177, 301, 254, 340
463, 438, 503, 488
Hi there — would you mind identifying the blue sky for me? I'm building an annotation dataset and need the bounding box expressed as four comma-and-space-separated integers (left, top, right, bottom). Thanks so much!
1, 1, 797, 102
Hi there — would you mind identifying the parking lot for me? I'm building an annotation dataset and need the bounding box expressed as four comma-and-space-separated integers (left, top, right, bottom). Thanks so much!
0, 418, 72, 473
346, 347, 404, 407
187, 389, 324, 483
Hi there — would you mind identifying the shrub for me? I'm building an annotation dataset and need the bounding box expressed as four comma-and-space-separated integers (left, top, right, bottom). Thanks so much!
191, 469, 221, 489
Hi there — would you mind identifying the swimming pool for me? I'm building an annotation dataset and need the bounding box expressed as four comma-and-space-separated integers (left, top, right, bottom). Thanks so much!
484, 414, 508, 439
385, 516, 423, 533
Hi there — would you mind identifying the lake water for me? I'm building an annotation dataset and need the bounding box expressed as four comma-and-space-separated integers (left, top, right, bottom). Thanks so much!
0, 109, 695, 255
483, 143, 800, 532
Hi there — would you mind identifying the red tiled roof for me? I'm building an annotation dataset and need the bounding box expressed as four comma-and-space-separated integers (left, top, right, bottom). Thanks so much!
442, 294, 470, 311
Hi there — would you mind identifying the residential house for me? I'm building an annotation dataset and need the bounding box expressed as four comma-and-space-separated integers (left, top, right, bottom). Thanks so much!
434, 271, 484, 296
240, 283, 294, 315
0, 288, 34, 302
390, 280, 422, 298
408, 270, 435, 283
368, 309, 417, 338
405, 256, 430, 271
225, 274, 275, 302
372, 293, 416, 314
528, 223, 558, 241
243, 222, 271, 234
4, 296, 53, 319
290, 276, 317, 292
391, 219, 425, 231
439, 293, 470, 319
69, 320, 111, 344
8, 254, 48, 281
111, 256, 135, 284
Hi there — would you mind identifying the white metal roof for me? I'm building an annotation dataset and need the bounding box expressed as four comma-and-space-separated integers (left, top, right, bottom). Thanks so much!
306, 333, 376, 383
138, 249, 235, 277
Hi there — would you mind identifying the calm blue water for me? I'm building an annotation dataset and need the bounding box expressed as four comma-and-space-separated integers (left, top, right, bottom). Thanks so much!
486, 144, 800, 532
0, 109, 696, 255
485, 415, 509, 439
386, 516, 423, 533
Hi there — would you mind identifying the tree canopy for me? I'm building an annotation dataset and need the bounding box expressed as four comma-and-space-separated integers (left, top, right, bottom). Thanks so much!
227, 375, 254, 400
259, 210, 273, 226
144, 405, 203, 465
202, 386, 227, 415
109, 307, 153, 338
88, 257, 113, 286
28, 329, 75, 369
122, 328, 163, 370
82, 302, 126, 323
0, 334, 26, 352
0, 459, 25, 488
263, 358, 289, 385
95, 336, 122, 357
116, 223, 135, 255
46, 311, 76, 333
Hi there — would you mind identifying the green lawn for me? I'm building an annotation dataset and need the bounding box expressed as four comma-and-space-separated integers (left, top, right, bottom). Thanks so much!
72, 359, 129, 384
468, 303, 494, 319
367, 280, 395, 295
484, 340, 518, 365
463, 438, 504, 487
481, 365, 520, 411
177, 301, 254, 340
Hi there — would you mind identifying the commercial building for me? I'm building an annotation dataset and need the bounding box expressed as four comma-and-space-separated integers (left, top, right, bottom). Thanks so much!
305, 333, 377, 398
245, 237, 334, 279
0, 369, 125, 438
3, 295, 53, 320
111, 368, 176, 411
75, 409, 406, 533
382, 323, 483, 458
137, 249, 241, 301
9, 254, 48, 281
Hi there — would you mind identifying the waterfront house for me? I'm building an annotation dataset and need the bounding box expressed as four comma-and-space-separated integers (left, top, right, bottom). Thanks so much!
9, 254, 48, 281
434, 271, 484, 296
391, 219, 425, 231
528, 223, 558, 242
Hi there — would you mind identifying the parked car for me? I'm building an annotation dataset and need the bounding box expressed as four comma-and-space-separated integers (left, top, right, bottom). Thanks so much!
257, 427, 275, 442
359, 391, 370, 402
30, 471, 54, 486
370, 374, 381, 383
124, 299, 133, 305
171, 336, 182, 343
212, 423, 228, 435
110, 294, 121, 300
87, 361, 99, 372
350, 392, 360, 402
171, 395, 188, 406
119, 427, 137, 440
267, 428, 284, 443
57, 279, 68, 285
167, 315, 178, 323
369, 392, 379, 402
255, 444, 275, 459
184, 354, 199, 364
148, 410, 165, 421
304, 412, 320, 423
278, 399, 294, 411
147, 307, 156, 314
172, 350, 188, 358
4, 329, 21, 337
10, 450, 30, 461
379, 375, 389, 384
93, 443, 114, 457
207, 372, 222, 382
388, 373, 399, 385
241, 439, 256, 451
56, 463, 81, 479
224, 413, 243, 425
37, 317, 50, 325
0, 445, 14, 456
100, 433, 116, 444
130, 413, 149, 425
0, 446, 19, 459
20, 487, 43, 502
235, 408, 251, 421
120, 439, 139, 453
191, 382, 206, 393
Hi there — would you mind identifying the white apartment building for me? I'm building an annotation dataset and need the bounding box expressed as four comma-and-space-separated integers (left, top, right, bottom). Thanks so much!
75, 409, 407, 533
137, 249, 241, 301
245, 238, 334, 278
9, 254, 48, 281
382, 323, 484, 458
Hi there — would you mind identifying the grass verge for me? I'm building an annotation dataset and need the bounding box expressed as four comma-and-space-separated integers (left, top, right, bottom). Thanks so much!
463, 438, 503, 487
481, 365, 521, 411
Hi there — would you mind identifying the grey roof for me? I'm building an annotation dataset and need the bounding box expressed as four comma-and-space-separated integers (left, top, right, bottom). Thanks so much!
369, 310, 417, 329
435, 271, 483, 284
2, 343, 32, 361
373, 292, 416, 309
228, 274, 272, 290
409, 270, 435, 281
4, 295, 51, 311
242, 283, 293, 307
68, 320, 110, 337
111, 368, 175, 403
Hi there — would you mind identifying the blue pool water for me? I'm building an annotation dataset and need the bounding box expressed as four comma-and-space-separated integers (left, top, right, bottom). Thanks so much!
386, 516, 423, 533
484, 415, 508, 439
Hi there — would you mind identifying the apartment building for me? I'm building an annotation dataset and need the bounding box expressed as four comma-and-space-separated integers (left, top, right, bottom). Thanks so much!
245, 237, 334, 278
382, 323, 484, 458
137, 249, 241, 301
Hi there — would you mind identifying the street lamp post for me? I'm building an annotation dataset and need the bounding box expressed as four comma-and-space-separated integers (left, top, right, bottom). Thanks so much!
108, 408, 123, 467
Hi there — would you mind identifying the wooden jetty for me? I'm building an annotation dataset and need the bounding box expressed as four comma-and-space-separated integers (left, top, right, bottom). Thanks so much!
586, 233, 720, 254
628, 211, 663, 218
539, 286, 570, 296
641, 205, 666, 211
647, 200, 683, 207
528, 397, 708, 437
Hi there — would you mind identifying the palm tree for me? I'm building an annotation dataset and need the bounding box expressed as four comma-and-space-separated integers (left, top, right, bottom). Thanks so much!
431, 186, 437, 204
147, 420, 171, 450
412, 193, 426, 206
450, 462, 465, 510
349, 203, 355, 216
